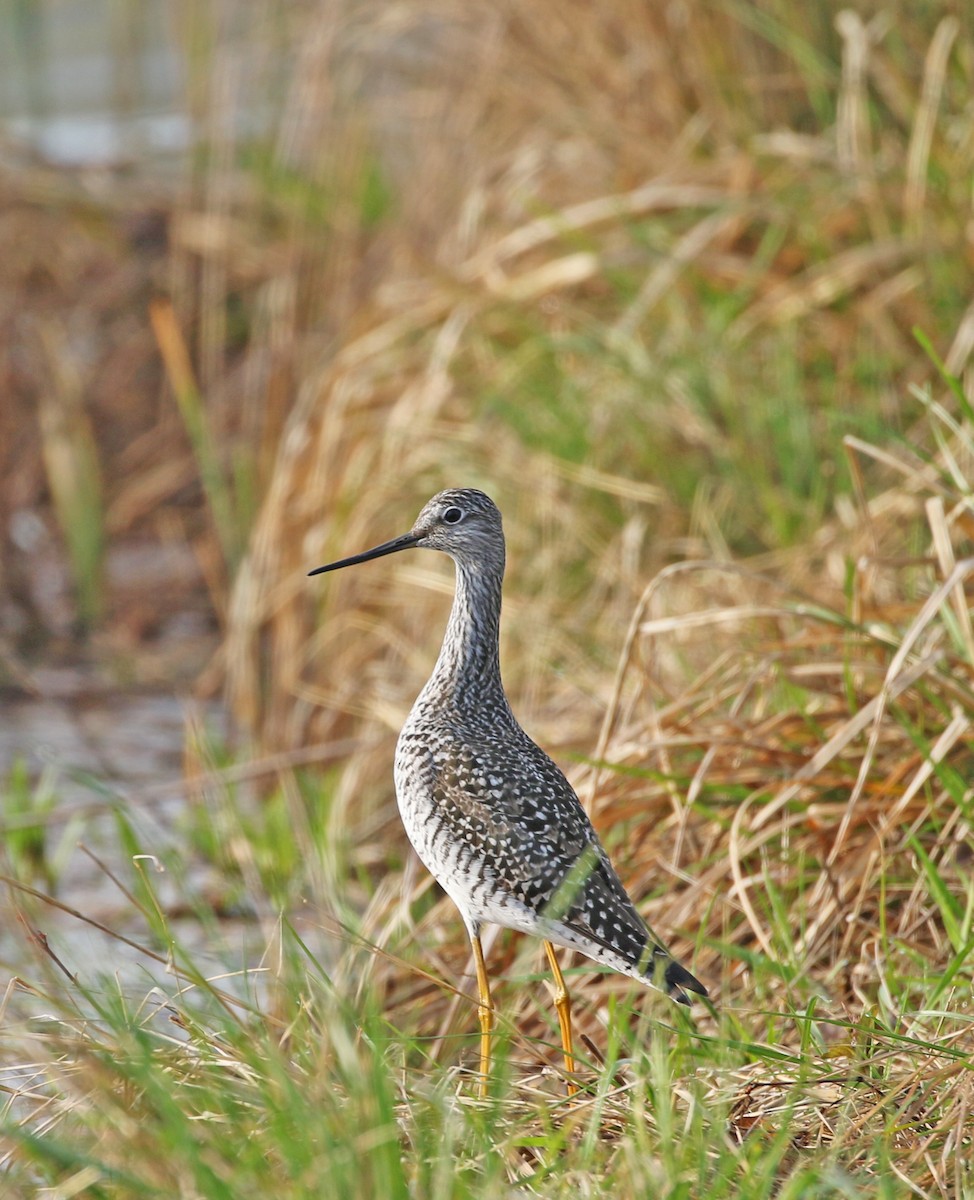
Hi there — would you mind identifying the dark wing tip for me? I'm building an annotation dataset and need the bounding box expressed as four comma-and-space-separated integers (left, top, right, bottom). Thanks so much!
663, 957, 709, 1005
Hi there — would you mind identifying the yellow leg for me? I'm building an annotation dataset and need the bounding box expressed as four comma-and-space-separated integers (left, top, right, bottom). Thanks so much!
543, 940, 578, 1095
470, 932, 493, 1098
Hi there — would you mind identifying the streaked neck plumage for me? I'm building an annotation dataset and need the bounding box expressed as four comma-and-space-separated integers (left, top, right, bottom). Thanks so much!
420, 552, 511, 716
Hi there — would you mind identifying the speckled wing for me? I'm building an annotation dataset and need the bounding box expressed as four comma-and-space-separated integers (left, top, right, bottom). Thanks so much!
425, 728, 706, 1004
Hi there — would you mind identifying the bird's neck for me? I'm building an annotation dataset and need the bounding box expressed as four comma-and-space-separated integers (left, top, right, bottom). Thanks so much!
425, 560, 508, 712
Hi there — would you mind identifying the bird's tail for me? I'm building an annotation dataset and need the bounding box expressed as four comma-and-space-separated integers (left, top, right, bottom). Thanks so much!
648, 944, 708, 1005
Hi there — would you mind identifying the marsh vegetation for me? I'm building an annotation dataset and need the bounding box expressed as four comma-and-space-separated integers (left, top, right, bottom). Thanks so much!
1, 2, 973, 1195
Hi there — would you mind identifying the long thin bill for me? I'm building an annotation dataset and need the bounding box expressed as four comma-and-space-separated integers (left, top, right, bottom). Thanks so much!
308, 531, 421, 576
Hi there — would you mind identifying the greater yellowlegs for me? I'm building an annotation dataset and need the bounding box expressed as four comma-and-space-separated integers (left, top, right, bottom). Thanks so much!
310, 488, 706, 1093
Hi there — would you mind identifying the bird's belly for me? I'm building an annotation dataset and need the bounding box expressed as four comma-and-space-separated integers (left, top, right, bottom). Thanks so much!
393, 744, 654, 979
396, 781, 489, 914
395, 779, 643, 968
394, 748, 526, 930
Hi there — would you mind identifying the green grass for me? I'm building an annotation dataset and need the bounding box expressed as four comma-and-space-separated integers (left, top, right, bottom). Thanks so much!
35, 377, 106, 630
0, 759, 81, 895
3, 917, 970, 1198
3, 694, 973, 1199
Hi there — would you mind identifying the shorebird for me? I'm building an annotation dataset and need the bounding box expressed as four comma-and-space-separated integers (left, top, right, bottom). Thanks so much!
310, 488, 706, 1094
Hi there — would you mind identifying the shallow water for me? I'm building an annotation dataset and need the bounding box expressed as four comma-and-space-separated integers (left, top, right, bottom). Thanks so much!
0, 0, 191, 166
0, 690, 217, 976
0, 679, 349, 1028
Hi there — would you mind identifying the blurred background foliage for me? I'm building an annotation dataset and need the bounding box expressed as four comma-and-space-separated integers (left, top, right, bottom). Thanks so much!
2, 1, 970, 750
2, 4, 974, 1190
1, 0, 972, 909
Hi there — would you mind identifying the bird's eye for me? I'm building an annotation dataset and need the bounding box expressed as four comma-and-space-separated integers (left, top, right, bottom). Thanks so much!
443, 506, 464, 525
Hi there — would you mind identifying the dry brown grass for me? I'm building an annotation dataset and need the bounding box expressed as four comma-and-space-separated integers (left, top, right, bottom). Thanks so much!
314, 409, 974, 1192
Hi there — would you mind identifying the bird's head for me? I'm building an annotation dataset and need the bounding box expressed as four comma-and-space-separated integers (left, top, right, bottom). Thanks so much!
309, 488, 505, 578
